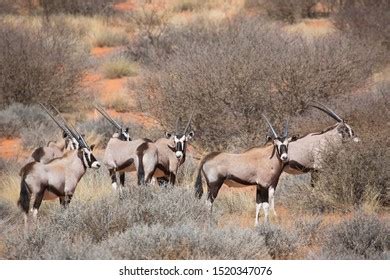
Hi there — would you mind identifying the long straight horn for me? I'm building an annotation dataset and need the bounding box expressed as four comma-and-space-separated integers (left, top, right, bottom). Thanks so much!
49, 105, 79, 140
262, 114, 278, 138
94, 104, 122, 131
72, 125, 89, 149
175, 117, 180, 135
39, 103, 73, 139
284, 120, 289, 137
310, 102, 343, 122
183, 110, 194, 134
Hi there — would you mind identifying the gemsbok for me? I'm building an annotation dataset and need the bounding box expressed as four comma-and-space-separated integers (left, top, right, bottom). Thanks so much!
24, 104, 78, 165
18, 121, 100, 231
137, 112, 195, 186
95, 104, 151, 193
284, 102, 359, 177
194, 115, 290, 224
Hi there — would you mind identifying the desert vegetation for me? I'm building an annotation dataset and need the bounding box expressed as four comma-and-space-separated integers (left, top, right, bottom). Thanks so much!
0, 0, 388, 260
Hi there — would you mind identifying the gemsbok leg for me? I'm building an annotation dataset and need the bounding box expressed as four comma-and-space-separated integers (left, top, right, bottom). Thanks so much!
268, 186, 277, 217
255, 186, 270, 226
119, 172, 125, 187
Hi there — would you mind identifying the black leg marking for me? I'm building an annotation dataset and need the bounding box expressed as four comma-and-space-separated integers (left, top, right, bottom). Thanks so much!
207, 177, 225, 203
256, 186, 269, 203
169, 172, 176, 186
109, 169, 117, 184
119, 172, 125, 187
32, 191, 44, 210
59, 196, 66, 207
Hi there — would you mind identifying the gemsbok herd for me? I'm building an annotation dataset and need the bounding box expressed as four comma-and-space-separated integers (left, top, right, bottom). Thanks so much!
16, 102, 359, 231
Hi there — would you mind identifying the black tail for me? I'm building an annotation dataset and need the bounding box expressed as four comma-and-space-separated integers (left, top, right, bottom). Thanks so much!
17, 178, 30, 214
194, 164, 204, 199
136, 142, 148, 185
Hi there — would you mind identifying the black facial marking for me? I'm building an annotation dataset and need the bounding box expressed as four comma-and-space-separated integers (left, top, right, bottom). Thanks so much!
279, 144, 287, 156
31, 147, 45, 162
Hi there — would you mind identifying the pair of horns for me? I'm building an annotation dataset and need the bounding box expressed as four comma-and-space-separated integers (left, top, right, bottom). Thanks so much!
94, 104, 123, 131
309, 101, 343, 123
39, 103, 90, 150
175, 110, 194, 135
262, 115, 288, 138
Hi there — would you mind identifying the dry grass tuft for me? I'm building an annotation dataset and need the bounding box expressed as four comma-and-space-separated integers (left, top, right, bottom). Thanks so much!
102, 57, 137, 79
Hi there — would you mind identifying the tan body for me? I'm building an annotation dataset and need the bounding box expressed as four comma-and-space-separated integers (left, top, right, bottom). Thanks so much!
195, 140, 288, 225
23, 138, 68, 166
137, 136, 186, 185
18, 146, 100, 233
103, 136, 151, 190
22, 150, 87, 201
203, 144, 282, 189
284, 125, 343, 174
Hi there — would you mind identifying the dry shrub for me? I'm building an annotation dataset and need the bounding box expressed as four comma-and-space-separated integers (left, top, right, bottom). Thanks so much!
39, 0, 118, 16
0, 20, 88, 111
126, 4, 171, 62
90, 223, 269, 259
314, 212, 390, 259
3, 185, 271, 259
0, 104, 60, 148
0, 0, 20, 14
261, 0, 322, 23
282, 139, 389, 213
330, 0, 390, 52
136, 17, 376, 150
255, 215, 322, 259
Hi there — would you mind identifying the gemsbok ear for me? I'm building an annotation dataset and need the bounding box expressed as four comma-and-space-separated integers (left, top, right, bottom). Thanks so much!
90, 144, 96, 151
165, 132, 172, 138
289, 135, 299, 142
186, 131, 195, 140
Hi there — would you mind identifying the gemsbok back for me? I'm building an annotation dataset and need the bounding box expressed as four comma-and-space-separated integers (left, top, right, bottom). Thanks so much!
24, 104, 78, 165
194, 115, 290, 225
95, 104, 151, 193
18, 121, 100, 232
137, 112, 195, 186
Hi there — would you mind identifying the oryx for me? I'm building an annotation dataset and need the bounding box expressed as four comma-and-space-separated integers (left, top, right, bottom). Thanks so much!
18, 119, 100, 231
24, 104, 78, 165
194, 116, 290, 224
137, 112, 195, 186
95, 104, 151, 192
282, 101, 359, 185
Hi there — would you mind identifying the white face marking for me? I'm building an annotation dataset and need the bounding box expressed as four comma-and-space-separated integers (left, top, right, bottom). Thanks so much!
82, 148, 100, 169
112, 182, 118, 190
174, 135, 186, 158
91, 161, 101, 169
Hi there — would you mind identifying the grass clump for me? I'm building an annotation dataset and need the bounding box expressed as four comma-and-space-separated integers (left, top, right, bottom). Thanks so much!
102, 57, 137, 79
92, 28, 129, 48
